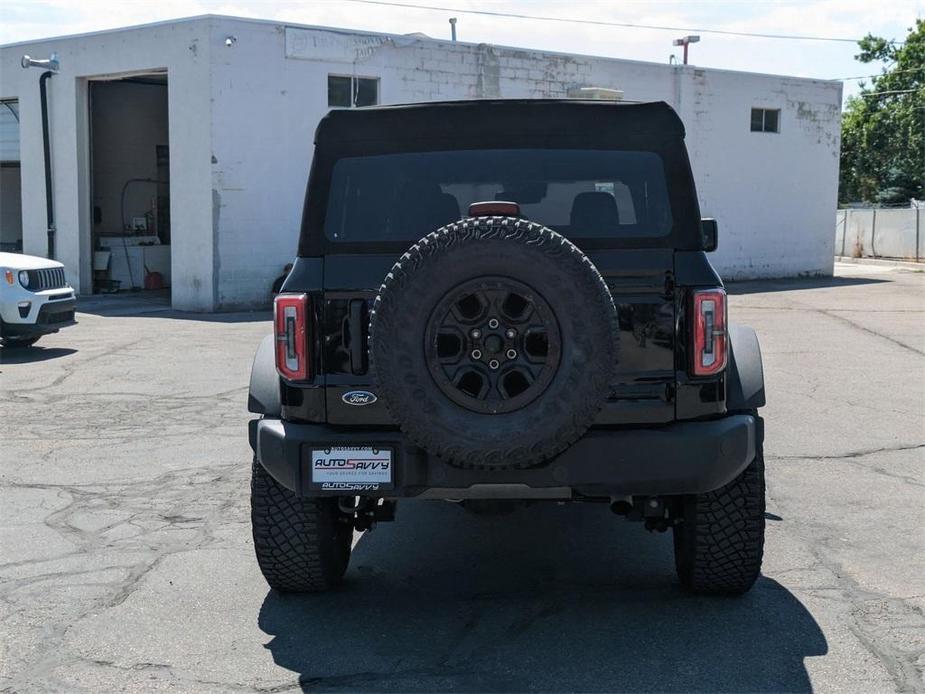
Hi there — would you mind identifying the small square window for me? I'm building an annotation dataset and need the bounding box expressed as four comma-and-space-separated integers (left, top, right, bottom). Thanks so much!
328, 75, 380, 108
354, 78, 378, 107
750, 108, 780, 133
328, 76, 352, 107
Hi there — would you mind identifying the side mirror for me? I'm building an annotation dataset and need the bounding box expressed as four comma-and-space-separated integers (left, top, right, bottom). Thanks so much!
700, 218, 718, 252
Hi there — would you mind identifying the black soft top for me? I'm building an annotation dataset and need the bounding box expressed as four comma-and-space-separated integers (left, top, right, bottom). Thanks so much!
300, 99, 701, 256
314, 100, 686, 154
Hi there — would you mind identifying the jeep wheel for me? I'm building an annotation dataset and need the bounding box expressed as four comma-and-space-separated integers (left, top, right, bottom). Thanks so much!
250, 457, 353, 592
370, 216, 618, 470
673, 446, 766, 595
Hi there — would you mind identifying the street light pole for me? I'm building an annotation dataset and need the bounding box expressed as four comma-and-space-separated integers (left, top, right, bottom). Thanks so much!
672, 35, 701, 65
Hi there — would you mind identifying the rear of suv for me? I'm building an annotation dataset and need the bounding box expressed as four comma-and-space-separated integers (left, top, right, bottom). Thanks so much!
247, 100, 767, 595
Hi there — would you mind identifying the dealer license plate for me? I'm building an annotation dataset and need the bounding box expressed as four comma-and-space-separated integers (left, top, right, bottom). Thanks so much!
310, 447, 393, 491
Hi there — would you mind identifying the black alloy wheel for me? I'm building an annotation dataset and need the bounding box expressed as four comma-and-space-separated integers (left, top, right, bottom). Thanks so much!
425, 277, 561, 414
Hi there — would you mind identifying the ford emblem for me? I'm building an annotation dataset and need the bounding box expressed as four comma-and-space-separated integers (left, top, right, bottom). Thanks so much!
342, 390, 378, 406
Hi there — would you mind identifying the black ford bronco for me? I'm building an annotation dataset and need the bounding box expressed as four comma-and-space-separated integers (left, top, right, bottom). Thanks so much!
248, 99, 766, 595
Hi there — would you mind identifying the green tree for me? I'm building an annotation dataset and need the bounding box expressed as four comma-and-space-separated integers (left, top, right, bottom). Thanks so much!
839, 19, 925, 204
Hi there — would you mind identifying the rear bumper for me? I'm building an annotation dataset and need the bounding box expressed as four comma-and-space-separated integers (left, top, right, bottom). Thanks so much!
249, 414, 761, 499
1, 298, 77, 338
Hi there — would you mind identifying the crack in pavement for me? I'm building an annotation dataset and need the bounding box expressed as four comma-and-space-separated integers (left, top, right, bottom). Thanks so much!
814, 308, 923, 357
0, 463, 250, 692
769, 516, 925, 692
769, 444, 925, 489
769, 442, 925, 461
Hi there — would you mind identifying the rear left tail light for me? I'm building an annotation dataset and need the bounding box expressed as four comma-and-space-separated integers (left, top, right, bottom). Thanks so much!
692, 288, 727, 376
274, 293, 310, 380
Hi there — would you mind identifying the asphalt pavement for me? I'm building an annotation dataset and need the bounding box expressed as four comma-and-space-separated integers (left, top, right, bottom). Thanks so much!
1, 262, 922, 693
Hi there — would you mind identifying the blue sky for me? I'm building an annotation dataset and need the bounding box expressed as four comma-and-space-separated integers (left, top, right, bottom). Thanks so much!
2, 0, 922, 104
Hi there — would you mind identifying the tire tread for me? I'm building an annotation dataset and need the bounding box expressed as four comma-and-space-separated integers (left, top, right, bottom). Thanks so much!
675, 446, 766, 595
250, 458, 351, 592
369, 216, 619, 470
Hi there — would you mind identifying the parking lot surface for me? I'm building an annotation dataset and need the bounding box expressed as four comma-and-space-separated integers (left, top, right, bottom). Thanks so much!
1, 263, 923, 693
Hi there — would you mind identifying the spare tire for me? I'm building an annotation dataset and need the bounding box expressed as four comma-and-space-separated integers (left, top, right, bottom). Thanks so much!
370, 216, 618, 469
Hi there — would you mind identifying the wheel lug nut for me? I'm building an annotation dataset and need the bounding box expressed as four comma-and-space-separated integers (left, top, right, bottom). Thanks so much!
505, 328, 516, 339
488, 318, 500, 329
506, 349, 517, 360
470, 328, 481, 339
488, 359, 500, 370
471, 349, 482, 360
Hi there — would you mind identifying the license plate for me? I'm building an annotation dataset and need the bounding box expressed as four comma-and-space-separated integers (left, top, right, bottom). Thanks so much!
310, 446, 393, 491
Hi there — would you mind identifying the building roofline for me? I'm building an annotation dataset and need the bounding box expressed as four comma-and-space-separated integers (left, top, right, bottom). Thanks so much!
0, 14, 212, 49
0, 12, 842, 87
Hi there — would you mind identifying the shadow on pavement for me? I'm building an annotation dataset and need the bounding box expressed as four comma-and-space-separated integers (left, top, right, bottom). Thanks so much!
259, 502, 825, 692
76, 292, 270, 323
727, 275, 887, 295
157, 310, 271, 324
0, 345, 77, 364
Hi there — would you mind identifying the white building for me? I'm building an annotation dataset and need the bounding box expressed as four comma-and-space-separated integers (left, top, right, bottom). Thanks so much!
0, 15, 843, 311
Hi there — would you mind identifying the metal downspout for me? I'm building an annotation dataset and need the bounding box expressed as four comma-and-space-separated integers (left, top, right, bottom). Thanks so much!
39, 70, 55, 260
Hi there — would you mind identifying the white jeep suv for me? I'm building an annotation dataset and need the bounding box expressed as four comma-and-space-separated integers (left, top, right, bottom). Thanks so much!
0, 252, 76, 347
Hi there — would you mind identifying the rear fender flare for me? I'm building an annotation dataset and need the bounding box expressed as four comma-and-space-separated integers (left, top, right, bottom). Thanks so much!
726, 324, 766, 411
248, 334, 281, 416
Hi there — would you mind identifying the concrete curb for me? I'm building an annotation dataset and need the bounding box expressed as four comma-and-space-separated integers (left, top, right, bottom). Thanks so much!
835, 256, 924, 271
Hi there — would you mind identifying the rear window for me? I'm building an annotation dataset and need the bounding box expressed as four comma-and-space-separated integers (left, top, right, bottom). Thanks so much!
323, 149, 673, 243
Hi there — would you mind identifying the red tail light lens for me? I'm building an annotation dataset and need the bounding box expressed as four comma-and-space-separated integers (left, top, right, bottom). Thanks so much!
692, 288, 727, 376
274, 293, 310, 381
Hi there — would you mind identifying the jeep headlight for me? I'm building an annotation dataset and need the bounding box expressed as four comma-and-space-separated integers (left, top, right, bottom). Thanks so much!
18, 270, 30, 288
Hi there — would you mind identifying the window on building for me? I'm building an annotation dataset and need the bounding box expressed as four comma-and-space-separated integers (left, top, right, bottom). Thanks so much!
328, 75, 379, 108
750, 108, 780, 133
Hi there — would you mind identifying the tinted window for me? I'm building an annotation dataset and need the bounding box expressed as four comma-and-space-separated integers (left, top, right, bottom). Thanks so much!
764, 108, 779, 133
354, 78, 378, 107
327, 76, 352, 107
324, 149, 673, 243
328, 76, 379, 108
751, 107, 780, 133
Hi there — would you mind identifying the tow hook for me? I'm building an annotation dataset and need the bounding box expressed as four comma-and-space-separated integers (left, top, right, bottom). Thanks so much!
340, 497, 397, 531
611, 495, 671, 532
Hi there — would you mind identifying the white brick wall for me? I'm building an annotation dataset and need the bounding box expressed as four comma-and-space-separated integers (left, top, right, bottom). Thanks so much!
1, 16, 842, 310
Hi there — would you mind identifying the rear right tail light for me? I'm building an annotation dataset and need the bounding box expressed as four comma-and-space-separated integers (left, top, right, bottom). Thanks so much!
691, 288, 727, 376
274, 293, 310, 380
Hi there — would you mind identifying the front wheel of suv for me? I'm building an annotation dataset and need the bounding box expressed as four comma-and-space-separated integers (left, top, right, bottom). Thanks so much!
673, 445, 766, 595
250, 457, 353, 592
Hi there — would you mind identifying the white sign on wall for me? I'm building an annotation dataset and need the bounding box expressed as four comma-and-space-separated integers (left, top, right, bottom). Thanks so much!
285, 27, 389, 63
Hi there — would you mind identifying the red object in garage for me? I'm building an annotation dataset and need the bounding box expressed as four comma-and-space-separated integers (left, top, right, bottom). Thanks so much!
144, 270, 164, 290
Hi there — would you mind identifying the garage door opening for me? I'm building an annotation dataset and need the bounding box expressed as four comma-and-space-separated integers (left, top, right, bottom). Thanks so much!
0, 99, 23, 252
88, 74, 170, 302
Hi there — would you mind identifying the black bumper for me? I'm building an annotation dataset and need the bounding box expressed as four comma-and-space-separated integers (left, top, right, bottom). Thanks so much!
1, 298, 77, 338
249, 414, 761, 499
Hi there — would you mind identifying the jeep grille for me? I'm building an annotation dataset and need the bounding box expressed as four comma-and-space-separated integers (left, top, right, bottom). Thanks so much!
27, 267, 67, 291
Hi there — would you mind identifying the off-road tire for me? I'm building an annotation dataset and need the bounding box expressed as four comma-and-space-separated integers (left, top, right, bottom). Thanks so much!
673, 445, 766, 595
370, 216, 619, 470
250, 457, 352, 592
